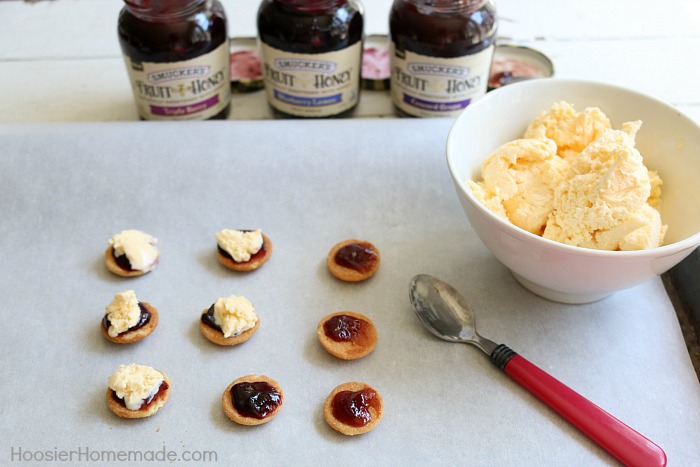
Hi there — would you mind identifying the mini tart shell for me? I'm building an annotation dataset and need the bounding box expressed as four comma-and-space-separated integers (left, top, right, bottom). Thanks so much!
101, 302, 159, 344
222, 374, 284, 426
217, 233, 273, 272
104, 245, 159, 277
199, 308, 260, 346
317, 311, 378, 360
326, 239, 380, 282
324, 382, 383, 436
106, 371, 171, 419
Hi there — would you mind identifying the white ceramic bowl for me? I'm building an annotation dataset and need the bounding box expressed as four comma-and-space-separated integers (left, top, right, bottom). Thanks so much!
446, 79, 700, 303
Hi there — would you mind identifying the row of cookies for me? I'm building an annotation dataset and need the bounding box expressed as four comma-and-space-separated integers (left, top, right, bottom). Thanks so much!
100, 288, 379, 361
105, 229, 382, 280
105, 228, 273, 277
106, 365, 382, 435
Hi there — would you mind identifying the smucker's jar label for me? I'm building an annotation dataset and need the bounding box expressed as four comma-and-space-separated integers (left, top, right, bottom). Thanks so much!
123, 42, 231, 121
389, 0, 497, 117
390, 43, 494, 118
260, 42, 362, 118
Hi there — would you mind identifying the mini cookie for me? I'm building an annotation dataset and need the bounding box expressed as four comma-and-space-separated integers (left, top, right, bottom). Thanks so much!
324, 382, 383, 436
106, 364, 171, 419
222, 374, 284, 426
327, 239, 380, 282
105, 230, 159, 277
199, 295, 260, 346
317, 311, 378, 360
100, 290, 158, 344
215, 229, 272, 272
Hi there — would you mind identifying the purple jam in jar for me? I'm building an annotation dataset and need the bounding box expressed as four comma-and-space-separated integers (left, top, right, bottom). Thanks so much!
389, 0, 497, 117
118, 0, 231, 120
257, 0, 365, 118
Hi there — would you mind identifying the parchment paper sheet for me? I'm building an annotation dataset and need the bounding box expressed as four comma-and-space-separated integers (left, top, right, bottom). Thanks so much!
1, 120, 698, 466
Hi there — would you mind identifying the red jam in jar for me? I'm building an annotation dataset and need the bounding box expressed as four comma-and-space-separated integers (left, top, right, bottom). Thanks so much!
118, 0, 231, 120
257, 0, 365, 118
389, 0, 497, 117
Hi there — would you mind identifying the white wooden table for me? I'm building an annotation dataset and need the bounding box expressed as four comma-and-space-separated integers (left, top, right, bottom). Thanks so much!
1, 0, 699, 123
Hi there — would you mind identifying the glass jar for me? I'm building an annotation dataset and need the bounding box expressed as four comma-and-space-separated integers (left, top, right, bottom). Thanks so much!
118, 0, 231, 120
257, 0, 364, 118
389, 0, 497, 117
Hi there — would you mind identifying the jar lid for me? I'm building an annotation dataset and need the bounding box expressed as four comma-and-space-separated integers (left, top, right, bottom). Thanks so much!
229, 37, 264, 93
361, 35, 391, 91
488, 43, 554, 91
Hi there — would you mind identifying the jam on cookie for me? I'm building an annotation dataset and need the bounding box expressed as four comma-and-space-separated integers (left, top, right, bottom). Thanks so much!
324, 382, 383, 435
222, 374, 284, 426
199, 294, 260, 346
101, 290, 158, 344
106, 364, 171, 419
215, 229, 272, 271
317, 311, 378, 360
105, 230, 159, 277
327, 239, 380, 282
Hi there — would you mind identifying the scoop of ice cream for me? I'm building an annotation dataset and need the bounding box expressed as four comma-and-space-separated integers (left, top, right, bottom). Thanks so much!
108, 364, 163, 411
619, 203, 667, 250
468, 180, 510, 220
105, 290, 140, 337
213, 295, 258, 338
525, 101, 612, 162
469, 138, 568, 235
647, 170, 663, 209
109, 230, 158, 271
470, 103, 666, 251
215, 229, 263, 262
542, 121, 664, 249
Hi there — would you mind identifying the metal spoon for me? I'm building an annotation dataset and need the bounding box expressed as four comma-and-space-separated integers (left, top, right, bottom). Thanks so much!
409, 274, 666, 467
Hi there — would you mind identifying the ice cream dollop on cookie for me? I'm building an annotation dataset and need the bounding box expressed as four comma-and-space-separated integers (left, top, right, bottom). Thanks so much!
213, 295, 258, 338
215, 229, 263, 263
108, 364, 164, 411
105, 290, 140, 337
109, 230, 158, 272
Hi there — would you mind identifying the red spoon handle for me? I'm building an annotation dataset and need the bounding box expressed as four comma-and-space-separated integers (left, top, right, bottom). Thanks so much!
493, 346, 666, 467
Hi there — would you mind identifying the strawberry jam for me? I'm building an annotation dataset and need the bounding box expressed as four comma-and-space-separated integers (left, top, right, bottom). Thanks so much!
334, 242, 378, 273
332, 388, 379, 427
323, 314, 365, 342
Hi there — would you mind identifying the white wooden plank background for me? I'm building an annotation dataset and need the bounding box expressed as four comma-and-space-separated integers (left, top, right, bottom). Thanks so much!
1, 0, 698, 122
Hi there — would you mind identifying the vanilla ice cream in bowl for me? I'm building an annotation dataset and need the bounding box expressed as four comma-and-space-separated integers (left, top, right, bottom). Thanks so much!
446, 78, 700, 304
